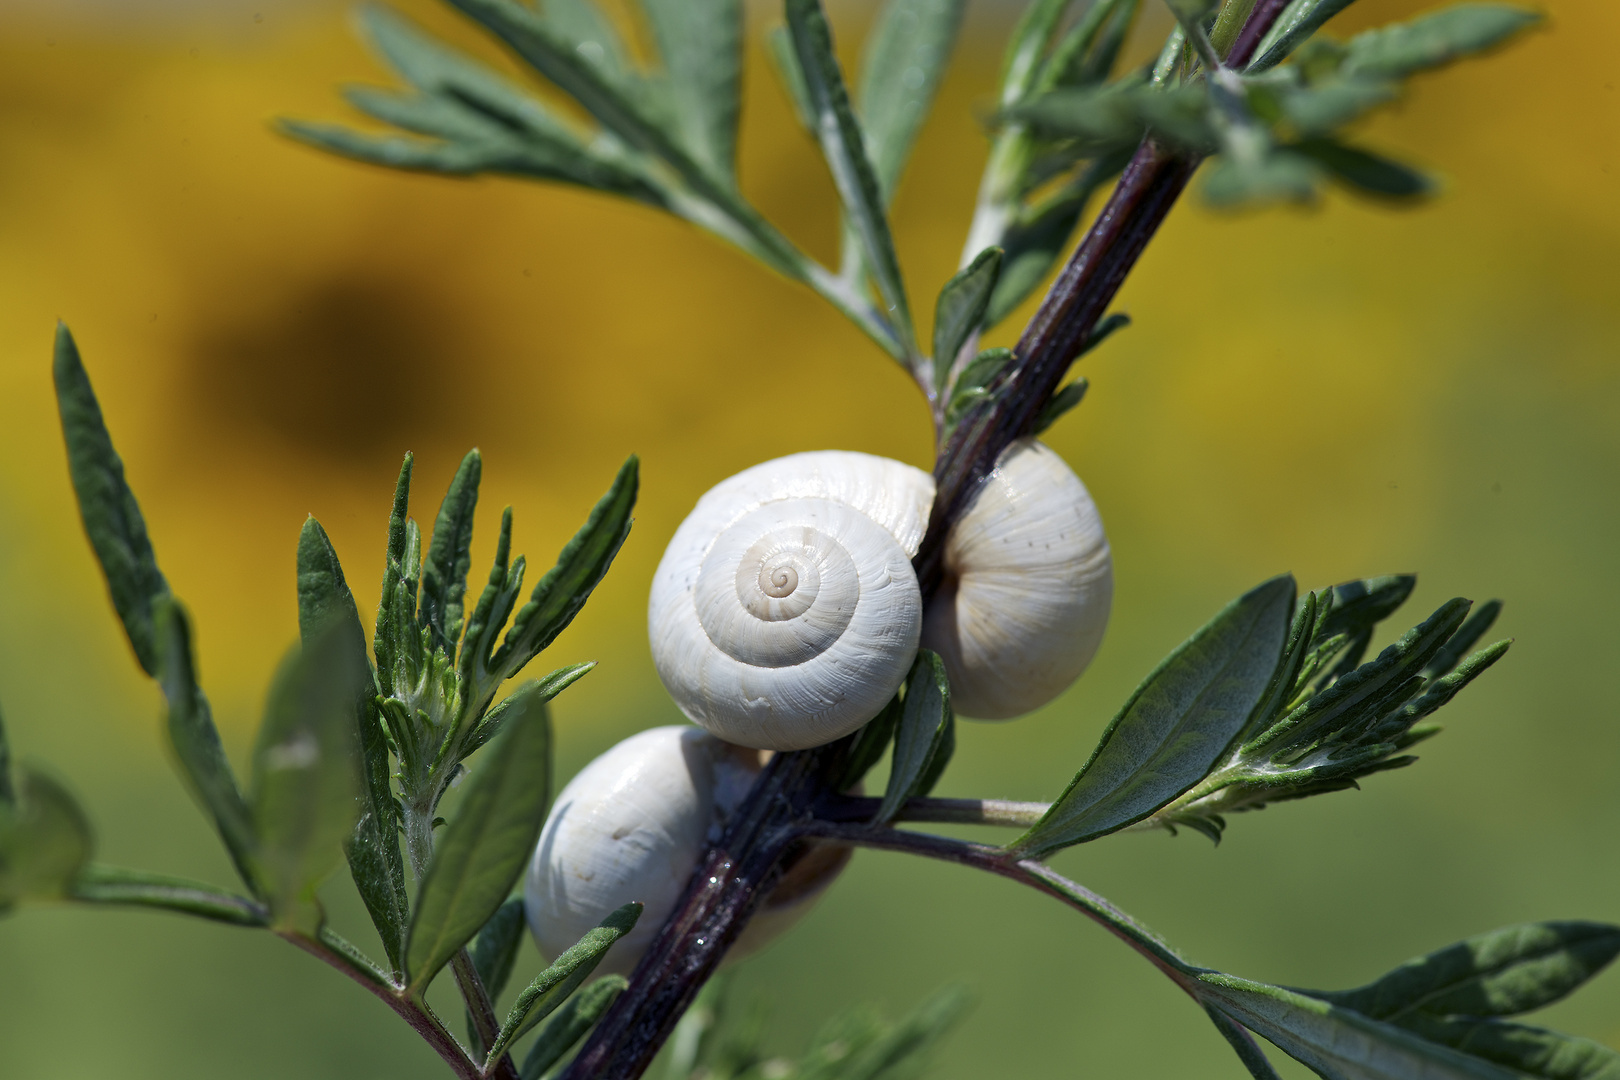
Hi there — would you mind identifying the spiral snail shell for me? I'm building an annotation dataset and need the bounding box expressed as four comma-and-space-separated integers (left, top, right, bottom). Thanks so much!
921, 439, 1113, 719
648, 441, 1112, 747
648, 451, 935, 751
524, 726, 848, 975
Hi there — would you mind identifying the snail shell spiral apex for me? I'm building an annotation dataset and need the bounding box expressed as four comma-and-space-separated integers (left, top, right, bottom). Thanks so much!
649, 451, 935, 751
921, 438, 1112, 719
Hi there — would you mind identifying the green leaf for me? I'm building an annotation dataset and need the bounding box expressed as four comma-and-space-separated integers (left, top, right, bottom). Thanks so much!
374, 452, 415, 699
1343, 4, 1542, 80
946, 347, 1014, 426
836, 692, 902, 791
155, 601, 261, 894
0, 704, 14, 808
1291, 139, 1434, 199
765, 26, 817, 134
642, 0, 742, 180
52, 324, 172, 677
520, 975, 627, 1080
465, 665, 596, 756
69, 864, 269, 927
785, 0, 914, 352
1203, 152, 1321, 208
931, 248, 1003, 387
1040, 0, 1141, 90
1317, 922, 1620, 1022
493, 456, 637, 683
405, 683, 552, 995
1424, 599, 1502, 679
0, 769, 93, 910
419, 449, 482, 659
1195, 974, 1525, 1080
1318, 573, 1416, 642
487, 903, 641, 1060
1280, 78, 1399, 135
1205, 1004, 1287, 1080
251, 638, 366, 933
297, 517, 408, 969
1011, 576, 1295, 857
1398, 1015, 1620, 1080
998, 0, 1075, 106
1033, 379, 1089, 435
856, 0, 967, 200
877, 651, 954, 824
468, 896, 528, 1049
537, 0, 633, 87
1249, 0, 1357, 73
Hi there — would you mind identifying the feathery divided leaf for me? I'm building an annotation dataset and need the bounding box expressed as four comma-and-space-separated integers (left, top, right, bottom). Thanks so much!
877, 651, 954, 824
1011, 576, 1295, 856
251, 636, 366, 933
486, 903, 642, 1060
406, 684, 552, 994
155, 601, 261, 895
0, 769, 93, 911
53, 325, 171, 676
69, 864, 269, 927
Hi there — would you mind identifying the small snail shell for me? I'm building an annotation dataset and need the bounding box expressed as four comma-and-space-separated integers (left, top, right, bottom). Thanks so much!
524, 726, 848, 975
648, 452, 935, 751
922, 439, 1113, 719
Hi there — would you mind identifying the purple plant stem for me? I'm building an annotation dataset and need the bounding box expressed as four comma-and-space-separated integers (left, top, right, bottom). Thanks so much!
1225, 0, 1291, 68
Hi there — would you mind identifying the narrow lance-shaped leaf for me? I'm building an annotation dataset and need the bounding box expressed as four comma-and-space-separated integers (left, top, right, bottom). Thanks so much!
405, 681, 552, 994
1205, 1005, 1286, 1080
1314, 922, 1620, 1022
1249, 0, 1358, 72
642, 0, 742, 181
70, 864, 269, 927
52, 324, 172, 676
521, 975, 627, 1080
1342, 4, 1542, 80
1011, 576, 1295, 856
485, 903, 641, 1061
1195, 973, 1525, 1080
251, 635, 366, 933
877, 651, 954, 824
785, 0, 914, 353
1291, 139, 1433, 200
932, 247, 1002, 390
465, 665, 596, 756
493, 456, 638, 683
1397, 1015, 1620, 1080
458, 507, 523, 708
155, 600, 261, 895
0, 769, 93, 910
857, 0, 967, 200
419, 449, 482, 660
1424, 599, 1502, 679
466, 897, 528, 1049
374, 452, 414, 698
297, 517, 408, 972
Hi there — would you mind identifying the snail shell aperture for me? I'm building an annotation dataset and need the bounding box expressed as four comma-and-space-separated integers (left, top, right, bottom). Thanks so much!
922, 438, 1113, 719
524, 726, 848, 975
648, 452, 935, 751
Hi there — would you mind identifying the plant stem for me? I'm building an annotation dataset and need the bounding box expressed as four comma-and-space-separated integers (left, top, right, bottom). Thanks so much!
816, 794, 1050, 828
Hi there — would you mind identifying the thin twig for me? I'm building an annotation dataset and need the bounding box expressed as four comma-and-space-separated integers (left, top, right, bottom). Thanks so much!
452, 948, 521, 1080
815, 794, 1049, 828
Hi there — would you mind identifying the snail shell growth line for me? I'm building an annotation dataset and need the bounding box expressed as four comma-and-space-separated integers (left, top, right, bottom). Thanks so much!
649, 452, 934, 751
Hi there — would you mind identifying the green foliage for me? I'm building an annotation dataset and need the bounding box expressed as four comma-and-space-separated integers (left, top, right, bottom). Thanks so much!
0, 769, 92, 911
1193, 921, 1620, 1080
420, 449, 483, 659
931, 248, 1003, 391
69, 865, 268, 927
487, 903, 641, 1059
661, 978, 970, 1080
1012, 576, 1295, 856
1149, 574, 1509, 840
877, 651, 955, 824
406, 685, 553, 995
251, 637, 366, 933
522, 975, 628, 1080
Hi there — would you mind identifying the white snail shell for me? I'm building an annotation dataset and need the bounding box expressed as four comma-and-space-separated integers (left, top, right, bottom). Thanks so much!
921, 438, 1113, 719
524, 726, 848, 975
648, 452, 935, 751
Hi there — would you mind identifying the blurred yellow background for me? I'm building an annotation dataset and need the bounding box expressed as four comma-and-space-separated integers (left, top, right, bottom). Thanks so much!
1, 0, 1616, 1076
